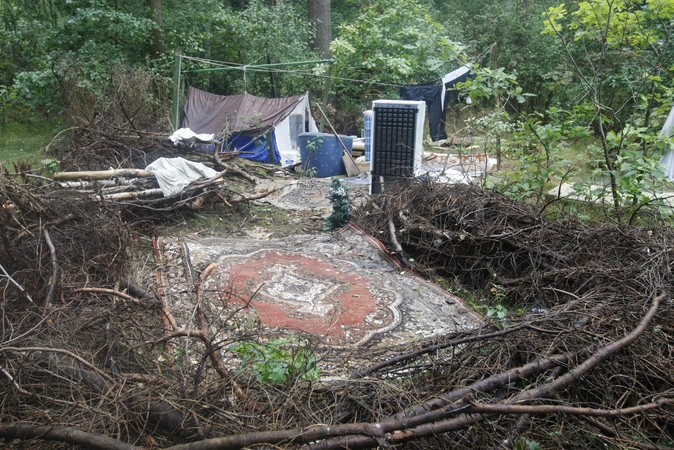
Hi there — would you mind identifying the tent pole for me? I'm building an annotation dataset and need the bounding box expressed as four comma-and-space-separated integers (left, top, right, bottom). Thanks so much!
171, 49, 182, 131
319, 61, 333, 133
492, 42, 501, 171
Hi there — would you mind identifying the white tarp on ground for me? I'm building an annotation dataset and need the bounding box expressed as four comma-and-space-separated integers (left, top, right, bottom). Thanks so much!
145, 157, 218, 196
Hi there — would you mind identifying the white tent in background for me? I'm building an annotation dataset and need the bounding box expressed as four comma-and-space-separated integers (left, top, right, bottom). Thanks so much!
659, 105, 674, 181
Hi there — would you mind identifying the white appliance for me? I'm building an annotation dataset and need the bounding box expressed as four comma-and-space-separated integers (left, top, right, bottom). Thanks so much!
370, 100, 426, 194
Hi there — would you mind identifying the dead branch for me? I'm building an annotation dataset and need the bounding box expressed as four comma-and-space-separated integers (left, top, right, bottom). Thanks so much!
196, 262, 232, 379
99, 188, 164, 200
42, 227, 58, 312
54, 168, 155, 181
397, 351, 575, 419
1, 346, 116, 386
73, 287, 146, 305
0, 423, 139, 450
465, 399, 674, 418
0, 262, 34, 303
352, 323, 558, 379
217, 162, 256, 183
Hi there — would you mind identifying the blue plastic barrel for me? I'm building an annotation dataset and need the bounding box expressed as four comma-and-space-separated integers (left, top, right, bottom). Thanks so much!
298, 132, 353, 178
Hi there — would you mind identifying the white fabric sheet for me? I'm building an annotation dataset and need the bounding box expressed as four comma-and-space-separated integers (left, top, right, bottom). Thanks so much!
659, 106, 674, 181
169, 128, 215, 145
661, 149, 674, 182
145, 157, 218, 196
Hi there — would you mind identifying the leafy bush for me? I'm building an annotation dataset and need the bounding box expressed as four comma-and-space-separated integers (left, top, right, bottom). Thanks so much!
229, 337, 320, 383
330, 0, 464, 110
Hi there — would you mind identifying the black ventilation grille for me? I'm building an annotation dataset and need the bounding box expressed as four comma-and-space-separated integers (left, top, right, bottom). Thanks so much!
371, 103, 418, 194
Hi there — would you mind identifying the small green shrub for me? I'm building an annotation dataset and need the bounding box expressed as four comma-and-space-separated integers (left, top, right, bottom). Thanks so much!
229, 337, 320, 383
515, 437, 542, 450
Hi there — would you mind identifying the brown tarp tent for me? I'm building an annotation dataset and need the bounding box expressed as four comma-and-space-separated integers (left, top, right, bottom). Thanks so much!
182, 86, 305, 135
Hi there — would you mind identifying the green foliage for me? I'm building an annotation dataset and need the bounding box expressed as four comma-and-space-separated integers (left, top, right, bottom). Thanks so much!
496, 161, 555, 203
324, 177, 352, 230
441, 0, 561, 113
486, 304, 508, 320
515, 437, 542, 450
170, 0, 318, 97
1, 0, 156, 116
460, 67, 527, 106
573, 145, 668, 207
459, 65, 528, 130
305, 136, 323, 153
40, 158, 60, 176
330, 0, 464, 109
616, 149, 667, 205
523, 0, 674, 220
540, 0, 674, 192
541, 0, 674, 117
1, 0, 319, 117
491, 108, 588, 205
229, 337, 320, 383
298, 167, 318, 178
299, 136, 323, 178
486, 284, 508, 319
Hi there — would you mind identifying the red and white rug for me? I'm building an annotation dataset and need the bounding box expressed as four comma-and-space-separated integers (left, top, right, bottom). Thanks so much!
160, 224, 480, 349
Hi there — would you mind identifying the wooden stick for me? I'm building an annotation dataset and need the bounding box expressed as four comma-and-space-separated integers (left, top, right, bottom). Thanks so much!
98, 188, 164, 200
315, 103, 360, 176
73, 288, 143, 305
0, 263, 34, 304
54, 169, 154, 181
42, 228, 58, 312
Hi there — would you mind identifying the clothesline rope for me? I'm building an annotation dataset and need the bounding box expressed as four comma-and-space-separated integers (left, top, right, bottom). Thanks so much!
178, 45, 496, 91
181, 55, 405, 89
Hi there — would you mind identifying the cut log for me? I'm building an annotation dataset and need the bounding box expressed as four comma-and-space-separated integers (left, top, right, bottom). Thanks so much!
98, 188, 164, 200
58, 179, 137, 188
54, 169, 154, 181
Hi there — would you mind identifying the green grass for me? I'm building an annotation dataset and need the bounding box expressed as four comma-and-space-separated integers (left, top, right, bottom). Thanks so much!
559, 135, 604, 181
0, 119, 65, 169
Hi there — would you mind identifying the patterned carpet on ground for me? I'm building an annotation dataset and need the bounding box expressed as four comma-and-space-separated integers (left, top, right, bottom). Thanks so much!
157, 224, 480, 351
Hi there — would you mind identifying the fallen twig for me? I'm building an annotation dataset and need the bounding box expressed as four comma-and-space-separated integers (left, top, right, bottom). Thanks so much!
42, 228, 58, 312
0, 263, 34, 304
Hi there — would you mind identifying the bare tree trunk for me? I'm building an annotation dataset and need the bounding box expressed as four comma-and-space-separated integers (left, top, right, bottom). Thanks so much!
308, 0, 331, 58
147, 0, 165, 58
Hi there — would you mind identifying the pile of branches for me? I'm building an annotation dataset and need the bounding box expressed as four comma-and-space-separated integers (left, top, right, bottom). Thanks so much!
52, 63, 175, 172
0, 174, 131, 308
344, 180, 674, 447
353, 180, 672, 309
51, 158, 271, 227
39, 64, 279, 219
2, 177, 674, 448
